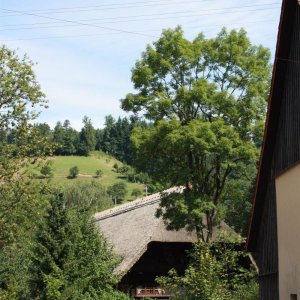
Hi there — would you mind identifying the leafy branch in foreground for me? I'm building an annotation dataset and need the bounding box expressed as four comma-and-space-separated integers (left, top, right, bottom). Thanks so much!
157, 233, 258, 300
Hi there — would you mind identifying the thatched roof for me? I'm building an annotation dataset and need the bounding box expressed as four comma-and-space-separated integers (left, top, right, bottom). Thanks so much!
94, 187, 233, 275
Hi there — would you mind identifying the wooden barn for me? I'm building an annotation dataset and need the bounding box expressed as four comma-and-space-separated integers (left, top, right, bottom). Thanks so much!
94, 187, 233, 299
247, 0, 300, 299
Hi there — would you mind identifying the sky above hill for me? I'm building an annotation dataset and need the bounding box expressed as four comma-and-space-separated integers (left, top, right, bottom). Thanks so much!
0, 0, 282, 129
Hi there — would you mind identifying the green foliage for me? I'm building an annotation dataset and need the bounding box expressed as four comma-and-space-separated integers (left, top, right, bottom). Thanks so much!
122, 27, 271, 239
131, 188, 142, 199
112, 162, 119, 172
158, 244, 228, 300
157, 233, 258, 300
40, 161, 54, 178
78, 116, 96, 156
135, 117, 258, 240
63, 181, 112, 212
29, 194, 70, 299
0, 45, 53, 298
4, 114, 150, 166
96, 115, 149, 164
53, 120, 79, 156
95, 169, 103, 178
122, 26, 271, 127
43, 153, 146, 203
118, 165, 130, 174
0, 46, 128, 299
69, 166, 79, 178
30, 193, 129, 299
230, 280, 258, 300
223, 173, 256, 235
107, 182, 128, 204
0, 45, 47, 129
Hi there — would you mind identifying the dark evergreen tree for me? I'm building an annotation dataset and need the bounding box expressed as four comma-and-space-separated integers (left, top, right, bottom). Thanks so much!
62, 120, 78, 155
53, 122, 64, 155
78, 116, 96, 156
96, 115, 149, 164
30, 193, 127, 299
30, 193, 72, 299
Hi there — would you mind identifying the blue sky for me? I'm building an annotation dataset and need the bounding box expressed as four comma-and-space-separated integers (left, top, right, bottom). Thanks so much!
0, 0, 282, 129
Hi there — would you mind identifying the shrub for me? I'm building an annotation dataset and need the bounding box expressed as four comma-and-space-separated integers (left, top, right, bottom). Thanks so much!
131, 188, 142, 199
107, 182, 127, 204
69, 166, 79, 179
95, 169, 103, 178
112, 163, 119, 172
40, 163, 53, 178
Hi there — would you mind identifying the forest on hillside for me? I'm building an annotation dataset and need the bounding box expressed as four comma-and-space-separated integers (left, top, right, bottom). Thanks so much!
1, 115, 147, 164
0, 26, 271, 299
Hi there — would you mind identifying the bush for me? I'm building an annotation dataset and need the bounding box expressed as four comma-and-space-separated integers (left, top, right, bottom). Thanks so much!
131, 188, 142, 199
118, 165, 129, 174
112, 163, 119, 172
69, 166, 79, 179
64, 181, 112, 212
40, 163, 53, 178
107, 182, 127, 204
95, 169, 103, 178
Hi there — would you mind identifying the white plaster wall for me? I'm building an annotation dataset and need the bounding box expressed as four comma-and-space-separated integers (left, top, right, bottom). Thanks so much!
276, 163, 300, 300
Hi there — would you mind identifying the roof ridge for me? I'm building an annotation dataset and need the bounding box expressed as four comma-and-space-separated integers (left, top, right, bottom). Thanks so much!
93, 186, 184, 222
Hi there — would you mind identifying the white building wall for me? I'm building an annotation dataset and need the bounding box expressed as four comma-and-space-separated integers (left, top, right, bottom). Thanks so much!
276, 163, 300, 300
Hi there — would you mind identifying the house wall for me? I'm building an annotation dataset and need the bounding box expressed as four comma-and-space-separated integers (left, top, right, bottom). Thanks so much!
256, 174, 279, 300
119, 242, 192, 288
276, 163, 300, 300
247, 0, 300, 298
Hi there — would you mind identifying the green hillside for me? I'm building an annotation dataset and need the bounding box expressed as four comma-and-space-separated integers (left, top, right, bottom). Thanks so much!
43, 151, 145, 202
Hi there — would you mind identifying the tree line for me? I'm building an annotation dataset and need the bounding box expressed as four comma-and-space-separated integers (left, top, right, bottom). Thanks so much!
1, 114, 148, 163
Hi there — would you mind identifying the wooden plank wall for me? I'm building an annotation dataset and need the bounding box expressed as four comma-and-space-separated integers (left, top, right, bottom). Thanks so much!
256, 176, 279, 300
275, 3, 300, 175
255, 1, 300, 298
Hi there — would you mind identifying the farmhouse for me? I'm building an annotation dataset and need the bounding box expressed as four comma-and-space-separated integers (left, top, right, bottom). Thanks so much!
94, 187, 233, 299
247, 0, 300, 299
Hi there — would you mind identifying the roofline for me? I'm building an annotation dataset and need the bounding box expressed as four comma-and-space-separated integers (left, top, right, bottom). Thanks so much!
93, 186, 184, 222
246, 0, 297, 251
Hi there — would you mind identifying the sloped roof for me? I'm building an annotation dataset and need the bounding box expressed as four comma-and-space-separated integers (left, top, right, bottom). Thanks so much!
94, 187, 234, 275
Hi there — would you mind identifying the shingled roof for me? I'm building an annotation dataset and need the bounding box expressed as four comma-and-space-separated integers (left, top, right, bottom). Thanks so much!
94, 187, 234, 275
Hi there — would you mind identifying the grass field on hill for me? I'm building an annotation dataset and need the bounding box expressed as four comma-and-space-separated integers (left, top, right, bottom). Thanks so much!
43, 151, 145, 202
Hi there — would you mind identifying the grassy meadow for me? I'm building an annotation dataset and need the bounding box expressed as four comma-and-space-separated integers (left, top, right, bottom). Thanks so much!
39, 151, 145, 202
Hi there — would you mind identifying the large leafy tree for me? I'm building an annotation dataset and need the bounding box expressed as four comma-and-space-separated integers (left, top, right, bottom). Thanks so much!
0, 45, 52, 297
121, 27, 271, 240
0, 45, 51, 245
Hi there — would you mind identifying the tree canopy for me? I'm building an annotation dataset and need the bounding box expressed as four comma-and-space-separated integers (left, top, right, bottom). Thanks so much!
0, 45, 51, 298
122, 27, 271, 239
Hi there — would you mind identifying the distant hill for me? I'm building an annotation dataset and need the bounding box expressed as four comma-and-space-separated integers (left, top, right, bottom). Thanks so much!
40, 151, 145, 202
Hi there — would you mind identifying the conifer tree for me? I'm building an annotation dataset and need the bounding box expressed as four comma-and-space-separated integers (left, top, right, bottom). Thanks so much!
30, 193, 71, 299
30, 193, 129, 300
